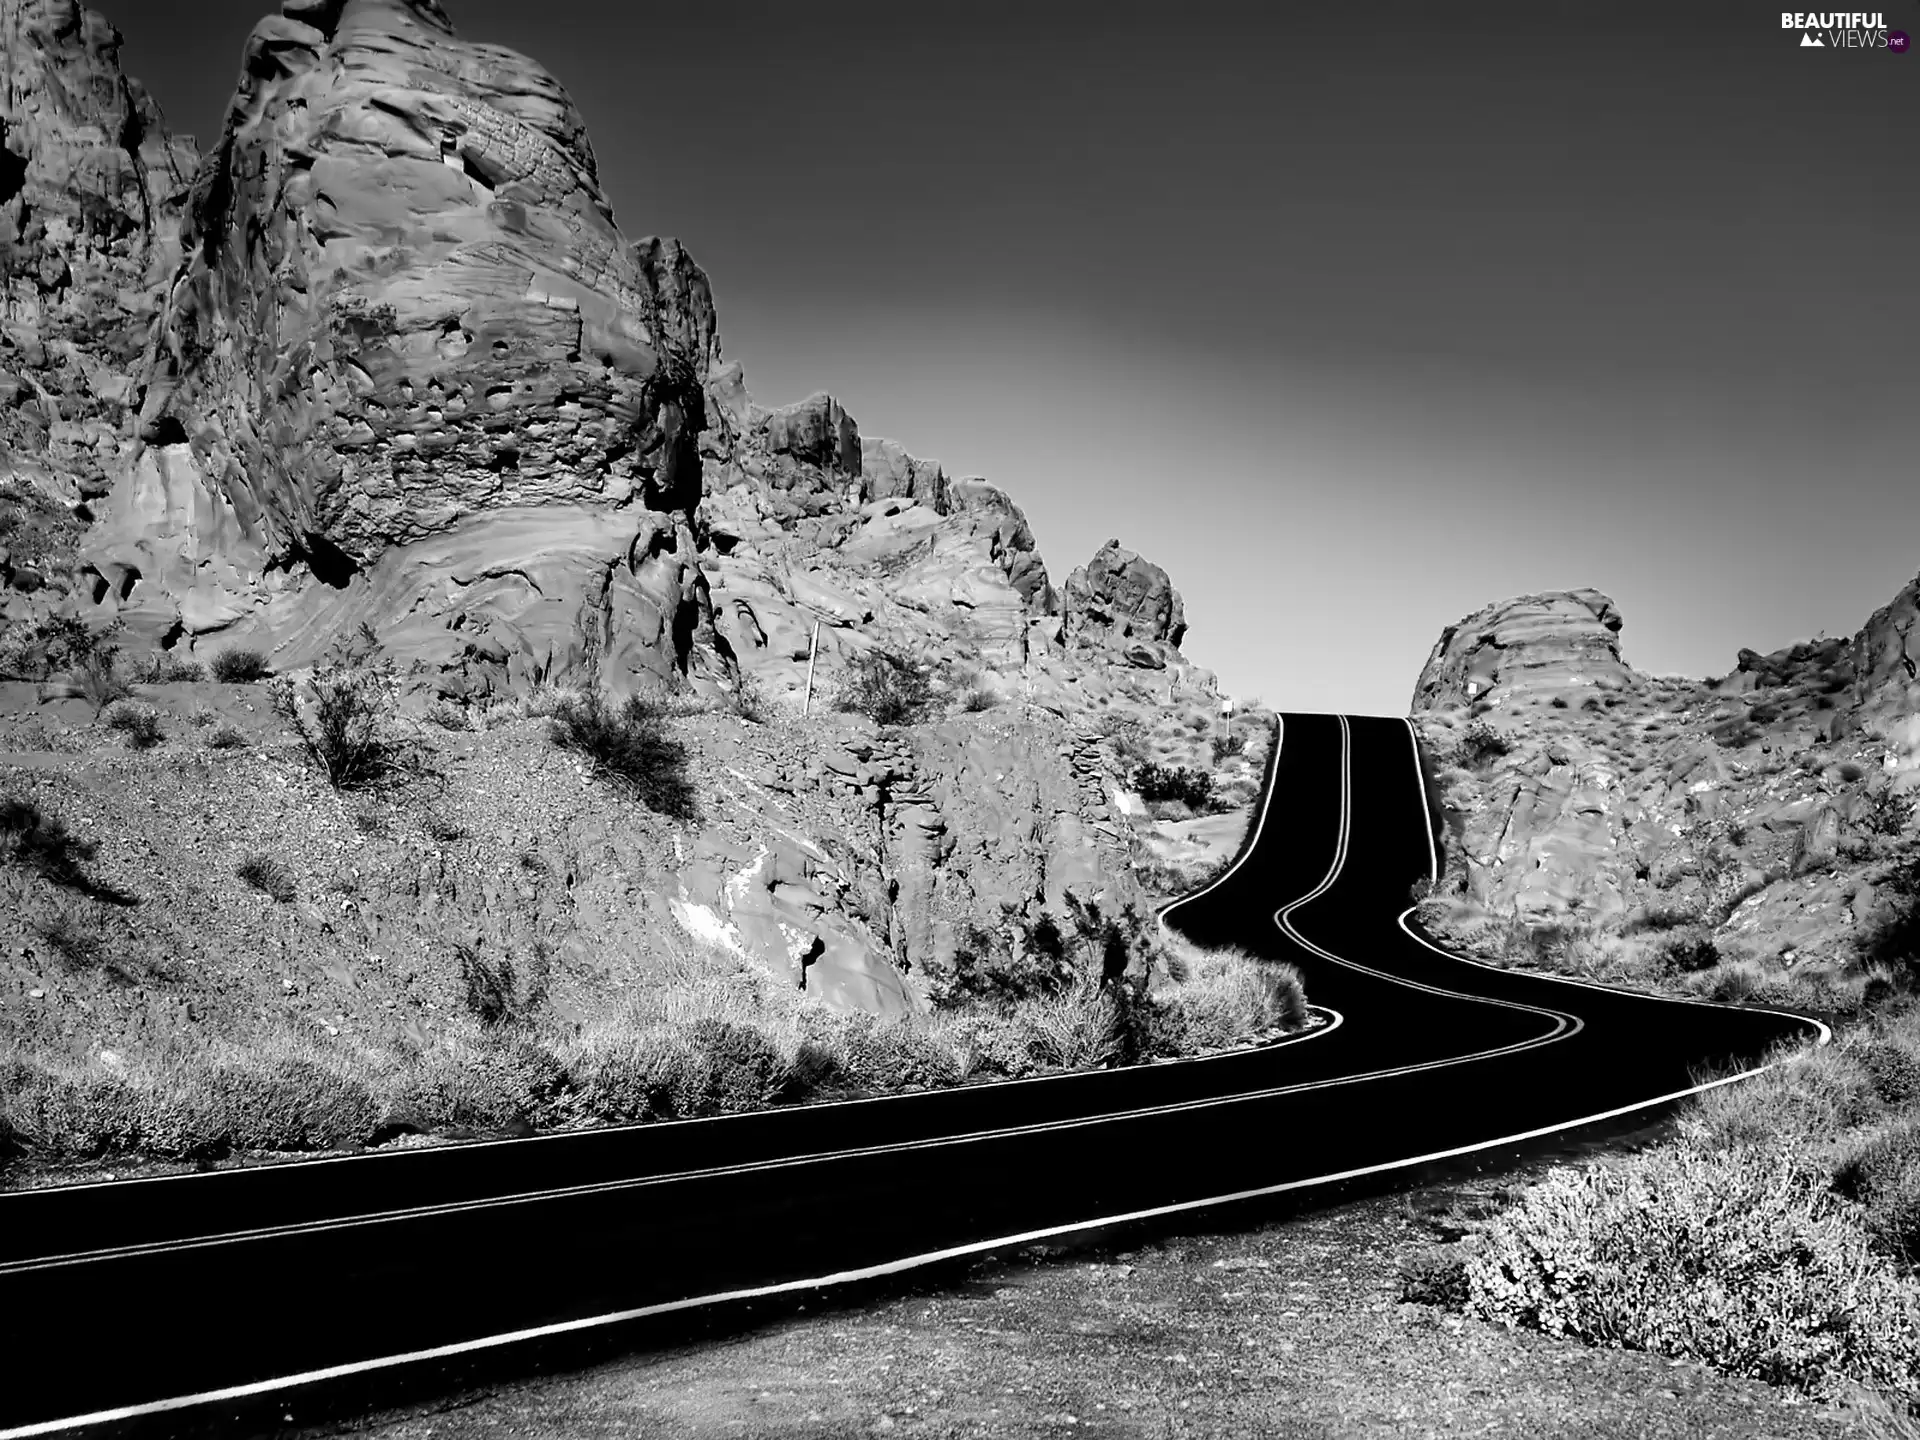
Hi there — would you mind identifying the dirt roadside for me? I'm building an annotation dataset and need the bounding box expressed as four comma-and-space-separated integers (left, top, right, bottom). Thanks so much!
314, 1131, 1905, 1440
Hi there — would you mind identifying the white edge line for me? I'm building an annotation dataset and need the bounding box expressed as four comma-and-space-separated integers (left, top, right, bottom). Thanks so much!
1395, 718, 1833, 1048
0, 1046, 1799, 1440
1, 713, 1840, 1439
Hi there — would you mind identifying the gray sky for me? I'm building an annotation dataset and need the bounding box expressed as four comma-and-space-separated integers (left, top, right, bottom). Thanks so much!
102, 1, 1920, 714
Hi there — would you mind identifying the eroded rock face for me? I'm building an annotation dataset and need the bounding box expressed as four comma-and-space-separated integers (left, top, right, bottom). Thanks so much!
0, 0, 1261, 1020
0, 0, 198, 602
1411, 588, 1635, 712
1061, 539, 1186, 668
83, 0, 718, 688
1412, 576, 1920, 990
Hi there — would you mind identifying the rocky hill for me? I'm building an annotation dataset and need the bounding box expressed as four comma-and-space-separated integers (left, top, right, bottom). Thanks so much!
1411, 576, 1920, 1011
0, 0, 1273, 1126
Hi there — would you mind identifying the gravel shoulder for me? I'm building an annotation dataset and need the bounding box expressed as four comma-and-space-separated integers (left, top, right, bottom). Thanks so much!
321, 1138, 1901, 1440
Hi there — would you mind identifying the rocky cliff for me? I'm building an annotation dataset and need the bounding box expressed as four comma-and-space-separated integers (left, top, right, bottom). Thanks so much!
1411, 578, 1920, 1008
0, 0, 1268, 1053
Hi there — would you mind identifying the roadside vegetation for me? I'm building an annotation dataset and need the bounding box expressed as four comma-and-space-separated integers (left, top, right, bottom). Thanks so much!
0, 914, 1306, 1171
1401, 1002, 1920, 1412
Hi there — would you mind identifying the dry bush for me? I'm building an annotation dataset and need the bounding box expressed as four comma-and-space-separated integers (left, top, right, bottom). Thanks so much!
129, 652, 205, 684
104, 701, 162, 749
1152, 935, 1307, 1054
235, 853, 296, 903
548, 691, 698, 820
209, 648, 271, 683
1466, 1145, 1920, 1400
1677, 1041, 1881, 1154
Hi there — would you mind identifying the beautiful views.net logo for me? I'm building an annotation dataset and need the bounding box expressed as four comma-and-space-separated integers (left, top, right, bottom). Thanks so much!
1781, 11, 1909, 48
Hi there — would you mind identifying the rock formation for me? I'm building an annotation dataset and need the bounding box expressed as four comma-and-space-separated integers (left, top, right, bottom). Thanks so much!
1412, 580, 1920, 1000
0, 0, 199, 600
0, 0, 1265, 1027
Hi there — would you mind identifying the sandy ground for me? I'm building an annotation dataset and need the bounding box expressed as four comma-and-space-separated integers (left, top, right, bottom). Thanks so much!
312, 1138, 1905, 1440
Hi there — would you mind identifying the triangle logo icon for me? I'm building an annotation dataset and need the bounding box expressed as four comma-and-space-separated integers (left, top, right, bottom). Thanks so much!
1800, 31, 1825, 45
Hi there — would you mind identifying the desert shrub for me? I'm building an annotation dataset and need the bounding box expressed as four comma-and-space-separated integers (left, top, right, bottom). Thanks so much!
929, 919, 1078, 1008
1466, 1145, 1920, 1398
1131, 762, 1214, 810
423, 811, 465, 843
1863, 790, 1917, 838
456, 941, 547, 1028
1859, 1040, 1920, 1106
827, 1012, 965, 1094
213, 1058, 378, 1152
567, 1028, 711, 1124
129, 652, 205, 684
2, 615, 123, 681
1150, 943, 1307, 1056
385, 1033, 574, 1134
235, 853, 296, 903
72, 652, 130, 714
730, 672, 775, 724
837, 649, 935, 727
1099, 716, 1151, 768
1210, 731, 1247, 763
1678, 1043, 1882, 1153
1832, 1117, 1920, 1265
1838, 760, 1869, 783
104, 701, 162, 749
1458, 721, 1511, 770
1017, 976, 1125, 1071
548, 691, 697, 819
0, 1065, 143, 1158
958, 685, 997, 713
210, 648, 271, 683
686, 1018, 788, 1114
932, 1009, 1048, 1080
205, 722, 247, 750
1398, 1246, 1471, 1308
271, 632, 409, 791
1659, 928, 1720, 974
423, 699, 474, 732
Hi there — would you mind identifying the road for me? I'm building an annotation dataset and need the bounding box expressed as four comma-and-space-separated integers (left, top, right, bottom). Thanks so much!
0, 712, 1825, 1438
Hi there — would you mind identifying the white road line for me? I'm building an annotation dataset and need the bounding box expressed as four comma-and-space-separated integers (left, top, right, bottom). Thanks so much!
0, 713, 1834, 1439
1392, 718, 1833, 1047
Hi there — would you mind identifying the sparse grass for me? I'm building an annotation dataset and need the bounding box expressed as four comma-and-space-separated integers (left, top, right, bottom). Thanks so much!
104, 702, 162, 749
72, 653, 131, 715
209, 648, 271, 684
205, 722, 247, 750
423, 699, 475, 732
837, 649, 936, 727
422, 811, 465, 843
270, 630, 410, 791
129, 652, 205, 684
235, 853, 296, 904
548, 691, 697, 820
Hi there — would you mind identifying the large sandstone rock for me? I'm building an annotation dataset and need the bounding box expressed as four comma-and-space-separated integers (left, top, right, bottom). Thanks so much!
82, 0, 721, 691
1061, 539, 1186, 668
1411, 588, 1635, 711
0, 0, 1265, 1022
0, 0, 198, 611
1412, 574, 1920, 991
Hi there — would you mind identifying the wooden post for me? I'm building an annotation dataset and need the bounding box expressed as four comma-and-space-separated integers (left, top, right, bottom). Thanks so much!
802, 621, 821, 717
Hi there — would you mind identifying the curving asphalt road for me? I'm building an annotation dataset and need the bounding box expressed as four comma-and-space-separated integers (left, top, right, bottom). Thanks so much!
0, 712, 1826, 1438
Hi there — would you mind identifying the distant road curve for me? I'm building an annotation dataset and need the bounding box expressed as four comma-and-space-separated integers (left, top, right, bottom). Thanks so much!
0, 712, 1825, 1438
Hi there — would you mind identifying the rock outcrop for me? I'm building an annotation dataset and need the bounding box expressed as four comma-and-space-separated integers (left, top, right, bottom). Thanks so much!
0, 0, 1265, 1025
1061, 539, 1187, 669
1412, 578, 1920, 1002
83, 0, 720, 689
0, 0, 199, 602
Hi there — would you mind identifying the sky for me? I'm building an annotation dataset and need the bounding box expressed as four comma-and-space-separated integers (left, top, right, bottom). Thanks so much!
100, 1, 1919, 715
